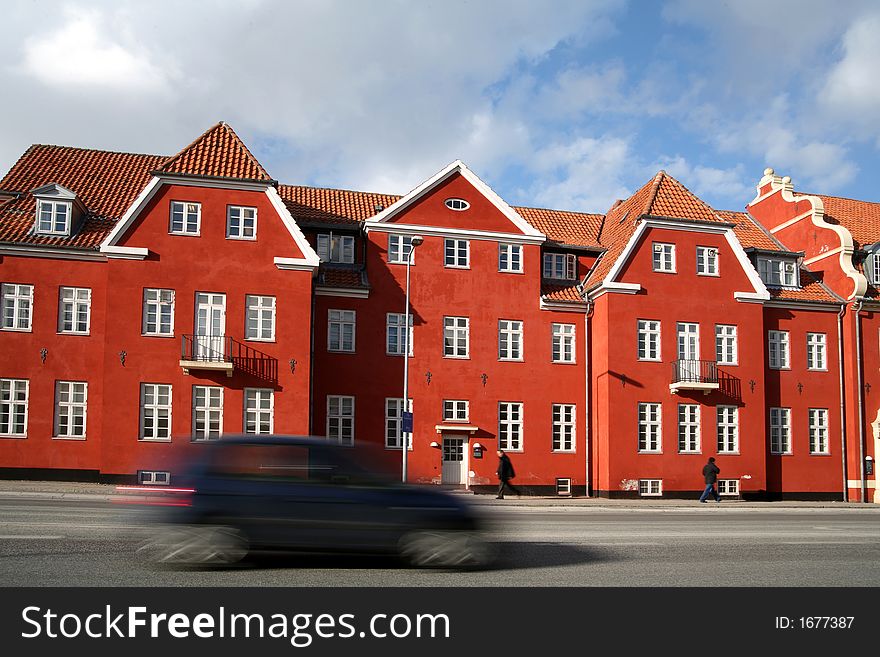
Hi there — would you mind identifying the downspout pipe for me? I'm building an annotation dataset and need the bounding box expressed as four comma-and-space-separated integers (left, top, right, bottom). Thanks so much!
854, 299, 867, 502
837, 303, 848, 502
584, 298, 594, 497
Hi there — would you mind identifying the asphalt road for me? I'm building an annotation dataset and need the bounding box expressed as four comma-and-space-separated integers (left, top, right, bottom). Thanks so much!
0, 497, 878, 586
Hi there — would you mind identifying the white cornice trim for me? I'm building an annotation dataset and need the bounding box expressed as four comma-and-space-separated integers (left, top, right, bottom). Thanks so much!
364, 221, 545, 245
100, 176, 163, 250
274, 257, 319, 272
769, 208, 814, 234
265, 187, 321, 268
724, 230, 771, 301
803, 246, 844, 266
0, 244, 105, 261
365, 160, 545, 239
102, 245, 149, 260
734, 292, 768, 303
764, 300, 844, 312
315, 286, 371, 299
588, 282, 642, 299
540, 298, 587, 313
750, 170, 866, 300
151, 174, 271, 192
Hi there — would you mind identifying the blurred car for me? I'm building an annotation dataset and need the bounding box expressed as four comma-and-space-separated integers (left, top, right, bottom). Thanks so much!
135, 435, 493, 568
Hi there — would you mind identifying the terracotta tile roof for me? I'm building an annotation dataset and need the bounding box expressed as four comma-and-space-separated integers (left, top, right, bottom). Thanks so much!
513, 206, 603, 248
645, 173, 725, 224
721, 210, 781, 251
541, 282, 584, 303
317, 267, 369, 289
158, 122, 273, 182
280, 185, 401, 226
810, 193, 880, 249
0, 144, 165, 250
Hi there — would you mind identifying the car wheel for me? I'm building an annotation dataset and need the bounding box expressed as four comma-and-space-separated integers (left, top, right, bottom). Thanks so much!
399, 530, 495, 569
138, 525, 249, 566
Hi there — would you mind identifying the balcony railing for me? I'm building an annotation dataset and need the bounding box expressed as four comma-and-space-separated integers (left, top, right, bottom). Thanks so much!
180, 334, 278, 381
670, 359, 720, 395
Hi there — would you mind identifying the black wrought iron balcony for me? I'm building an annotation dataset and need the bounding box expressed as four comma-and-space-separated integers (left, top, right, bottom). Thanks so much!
180, 335, 278, 381
670, 359, 720, 395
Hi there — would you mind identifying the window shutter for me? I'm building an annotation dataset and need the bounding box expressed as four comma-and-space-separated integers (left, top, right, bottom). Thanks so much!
317, 234, 330, 261
866, 252, 877, 285
567, 254, 577, 279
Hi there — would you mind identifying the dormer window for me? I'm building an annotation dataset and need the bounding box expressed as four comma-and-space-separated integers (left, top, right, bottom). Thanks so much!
445, 198, 470, 211
31, 183, 80, 237
317, 232, 355, 263
543, 253, 577, 280
36, 200, 71, 235
757, 257, 798, 288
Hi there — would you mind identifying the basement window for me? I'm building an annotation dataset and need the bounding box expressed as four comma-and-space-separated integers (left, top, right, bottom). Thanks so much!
556, 478, 572, 496
138, 470, 170, 485
639, 479, 662, 496
717, 479, 739, 496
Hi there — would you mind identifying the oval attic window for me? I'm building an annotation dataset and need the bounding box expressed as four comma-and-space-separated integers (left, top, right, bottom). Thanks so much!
444, 198, 470, 211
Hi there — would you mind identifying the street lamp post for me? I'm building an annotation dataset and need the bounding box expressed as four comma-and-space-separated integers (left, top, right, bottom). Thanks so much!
401, 235, 423, 483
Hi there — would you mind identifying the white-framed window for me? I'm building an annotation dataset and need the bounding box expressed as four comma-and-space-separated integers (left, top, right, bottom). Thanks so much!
138, 471, 171, 486
717, 405, 739, 453
718, 479, 739, 496
809, 408, 830, 455
498, 402, 523, 451
327, 395, 354, 446
696, 246, 718, 276
551, 323, 576, 363
807, 332, 827, 371
142, 288, 175, 336
444, 198, 470, 211
388, 234, 417, 264
139, 383, 172, 442
652, 243, 676, 272
0, 379, 28, 437
639, 479, 662, 496
552, 403, 576, 452
244, 388, 273, 435
443, 400, 469, 422
678, 403, 700, 453
328, 309, 356, 352
36, 200, 71, 235
769, 407, 791, 455
637, 320, 661, 361
498, 243, 523, 273
169, 201, 201, 235
1, 283, 34, 331
192, 386, 223, 441
543, 253, 577, 280
386, 313, 413, 356
54, 381, 87, 439
385, 397, 412, 449
638, 402, 662, 453
444, 238, 470, 268
246, 295, 275, 341
443, 316, 469, 358
58, 286, 91, 334
316, 233, 355, 263
226, 206, 257, 240
757, 257, 797, 287
498, 319, 523, 361
715, 325, 738, 365
768, 330, 790, 369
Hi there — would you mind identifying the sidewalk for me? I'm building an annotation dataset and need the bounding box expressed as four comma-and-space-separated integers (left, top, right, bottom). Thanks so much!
0, 479, 875, 509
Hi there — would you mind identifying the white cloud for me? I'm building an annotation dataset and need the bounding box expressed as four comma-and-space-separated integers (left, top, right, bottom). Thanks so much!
820, 14, 880, 143
19, 7, 172, 93
524, 136, 632, 212
654, 156, 750, 208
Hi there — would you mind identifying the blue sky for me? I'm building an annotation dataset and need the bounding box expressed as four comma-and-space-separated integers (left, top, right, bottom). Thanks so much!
1, 0, 878, 214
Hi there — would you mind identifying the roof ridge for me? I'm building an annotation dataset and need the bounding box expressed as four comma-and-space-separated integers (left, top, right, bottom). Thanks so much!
650, 171, 726, 222
280, 183, 402, 198
28, 143, 167, 160
158, 122, 271, 181
643, 170, 666, 216
806, 191, 880, 205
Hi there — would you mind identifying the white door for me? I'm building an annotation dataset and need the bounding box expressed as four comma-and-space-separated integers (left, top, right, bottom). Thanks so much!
195, 293, 226, 360
441, 437, 467, 485
677, 322, 699, 380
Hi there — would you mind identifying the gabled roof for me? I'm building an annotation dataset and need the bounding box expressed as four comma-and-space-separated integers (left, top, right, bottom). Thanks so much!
366, 160, 544, 239
0, 144, 165, 249
157, 122, 273, 183
585, 171, 731, 290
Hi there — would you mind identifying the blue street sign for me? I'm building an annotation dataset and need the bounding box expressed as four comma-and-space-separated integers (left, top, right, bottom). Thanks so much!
401, 411, 413, 433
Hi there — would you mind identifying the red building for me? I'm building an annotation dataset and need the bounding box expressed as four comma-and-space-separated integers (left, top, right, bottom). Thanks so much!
0, 125, 876, 500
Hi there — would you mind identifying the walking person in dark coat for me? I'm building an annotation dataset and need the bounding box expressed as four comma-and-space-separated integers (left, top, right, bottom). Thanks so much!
496, 450, 521, 499
699, 457, 722, 503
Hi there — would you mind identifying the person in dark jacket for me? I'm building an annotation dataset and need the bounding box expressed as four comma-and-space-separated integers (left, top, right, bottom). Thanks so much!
699, 457, 721, 503
496, 450, 521, 499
